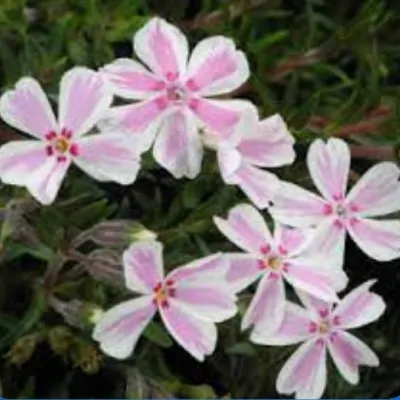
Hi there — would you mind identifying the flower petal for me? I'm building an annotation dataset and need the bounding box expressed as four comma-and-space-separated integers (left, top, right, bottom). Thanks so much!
307, 138, 350, 201
159, 298, 217, 362
101, 58, 164, 99
273, 224, 313, 256
332, 279, 386, 330
231, 163, 282, 209
26, 157, 70, 205
122, 240, 164, 294
238, 114, 295, 167
304, 217, 347, 270
284, 261, 339, 303
346, 162, 400, 218
241, 274, 285, 335
327, 331, 379, 385
224, 253, 262, 293
190, 98, 247, 140
217, 146, 242, 183
73, 133, 141, 185
153, 110, 203, 179
92, 296, 156, 360
347, 217, 400, 261
173, 284, 237, 323
0, 140, 47, 186
213, 203, 272, 254
295, 290, 334, 321
102, 98, 166, 152
0, 77, 57, 139
276, 339, 327, 400
59, 67, 112, 137
167, 253, 229, 286
185, 36, 249, 96
270, 181, 327, 227
251, 301, 313, 346
134, 17, 188, 79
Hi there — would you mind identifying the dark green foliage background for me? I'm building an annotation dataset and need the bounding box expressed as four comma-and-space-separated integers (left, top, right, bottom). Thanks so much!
0, 0, 399, 398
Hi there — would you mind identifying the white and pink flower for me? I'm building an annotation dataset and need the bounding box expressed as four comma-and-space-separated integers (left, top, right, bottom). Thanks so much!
271, 138, 400, 265
203, 106, 295, 208
0, 67, 141, 205
213, 204, 345, 337
92, 240, 237, 361
100, 17, 251, 179
252, 280, 386, 399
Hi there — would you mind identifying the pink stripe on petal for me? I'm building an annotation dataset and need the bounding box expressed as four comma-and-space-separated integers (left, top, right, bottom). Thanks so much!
59, 68, 112, 136
0, 77, 57, 139
160, 299, 217, 361
189, 98, 240, 137
225, 254, 261, 293
122, 241, 164, 294
347, 218, 400, 261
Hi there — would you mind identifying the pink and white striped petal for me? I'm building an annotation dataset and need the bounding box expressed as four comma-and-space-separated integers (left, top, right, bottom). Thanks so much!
0, 140, 47, 186
153, 110, 203, 179
134, 17, 189, 80
347, 217, 400, 261
273, 224, 312, 256
185, 36, 249, 96
332, 280, 386, 330
327, 330, 379, 385
73, 134, 141, 185
224, 253, 262, 293
232, 163, 281, 209
0, 77, 57, 139
241, 274, 285, 335
26, 156, 71, 205
159, 298, 217, 362
167, 253, 229, 287
122, 240, 165, 294
295, 290, 334, 321
213, 203, 272, 254
190, 98, 245, 140
270, 181, 328, 227
92, 296, 156, 360
251, 301, 314, 346
58, 67, 112, 137
276, 339, 327, 400
101, 58, 164, 100
238, 114, 295, 167
103, 98, 167, 151
307, 138, 350, 201
346, 162, 400, 218
217, 146, 242, 184
173, 284, 237, 323
283, 261, 339, 303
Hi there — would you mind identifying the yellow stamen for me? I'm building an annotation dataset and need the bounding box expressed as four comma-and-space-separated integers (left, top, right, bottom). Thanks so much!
54, 137, 69, 153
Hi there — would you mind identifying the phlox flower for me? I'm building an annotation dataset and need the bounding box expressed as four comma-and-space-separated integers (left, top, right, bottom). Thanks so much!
92, 240, 237, 361
213, 204, 345, 337
100, 17, 251, 179
0, 67, 141, 205
202, 106, 295, 208
270, 138, 400, 266
252, 280, 386, 399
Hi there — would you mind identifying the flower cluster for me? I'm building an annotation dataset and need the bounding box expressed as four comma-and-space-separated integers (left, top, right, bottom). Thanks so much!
0, 17, 399, 399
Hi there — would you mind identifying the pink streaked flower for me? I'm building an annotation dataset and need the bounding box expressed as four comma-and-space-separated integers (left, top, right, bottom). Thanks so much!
0, 68, 141, 205
252, 280, 386, 399
203, 106, 295, 209
213, 204, 345, 337
100, 17, 251, 179
270, 138, 400, 265
92, 240, 237, 361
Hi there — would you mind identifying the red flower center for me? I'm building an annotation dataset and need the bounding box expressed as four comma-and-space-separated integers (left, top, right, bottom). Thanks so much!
152, 279, 176, 309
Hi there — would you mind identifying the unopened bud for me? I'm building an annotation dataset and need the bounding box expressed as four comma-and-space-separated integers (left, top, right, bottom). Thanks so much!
89, 220, 136, 247
7, 334, 38, 365
71, 342, 102, 374
85, 249, 124, 286
48, 326, 73, 356
130, 226, 158, 242
86, 305, 105, 325
49, 297, 86, 329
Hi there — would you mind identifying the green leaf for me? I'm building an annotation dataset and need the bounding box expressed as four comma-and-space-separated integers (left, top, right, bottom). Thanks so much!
143, 320, 173, 348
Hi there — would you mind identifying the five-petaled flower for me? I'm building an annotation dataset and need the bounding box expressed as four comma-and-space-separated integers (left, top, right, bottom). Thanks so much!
0, 67, 141, 205
202, 106, 296, 208
270, 138, 400, 266
100, 17, 251, 179
252, 280, 385, 399
92, 240, 237, 361
214, 204, 345, 337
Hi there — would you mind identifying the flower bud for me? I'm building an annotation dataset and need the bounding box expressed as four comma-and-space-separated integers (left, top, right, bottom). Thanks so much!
7, 334, 38, 365
85, 249, 124, 286
48, 326, 73, 356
